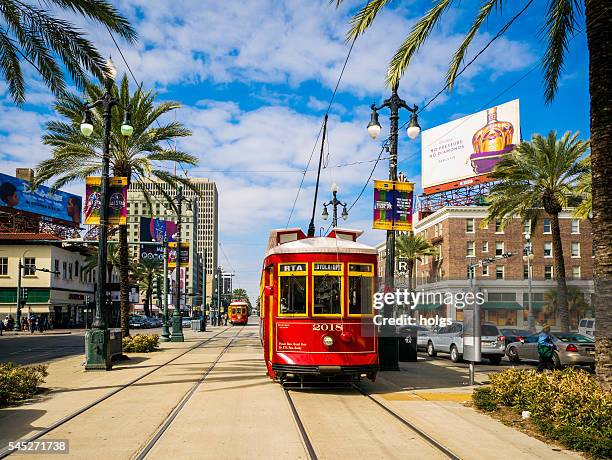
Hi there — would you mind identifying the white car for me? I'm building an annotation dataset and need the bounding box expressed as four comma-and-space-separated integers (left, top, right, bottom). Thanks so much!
578, 318, 595, 337
425, 322, 506, 365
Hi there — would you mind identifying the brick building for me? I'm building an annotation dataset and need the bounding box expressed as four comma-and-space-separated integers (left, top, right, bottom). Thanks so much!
378, 206, 594, 329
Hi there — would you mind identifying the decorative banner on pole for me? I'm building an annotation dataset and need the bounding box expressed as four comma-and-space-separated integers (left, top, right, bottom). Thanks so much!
373, 180, 414, 231
168, 242, 189, 268
85, 177, 128, 225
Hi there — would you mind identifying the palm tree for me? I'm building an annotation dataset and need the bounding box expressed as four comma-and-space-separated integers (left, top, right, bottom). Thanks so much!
573, 157, 592, 220
482, 131, 589, 332
544, 286, 590, 329
33, 75, 197, 337
336, 0, 611, 389
132, 258, 162, 317
395, 232, 436, 292
0, 0, 135, 104
83, 242, 120, 282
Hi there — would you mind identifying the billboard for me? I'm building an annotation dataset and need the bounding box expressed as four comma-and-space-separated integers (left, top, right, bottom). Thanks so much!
421, 99, 520, 194
84, 177, 128, 225
0, 172, 83, 224
139, 217, 177, 262
373, 180, 414, 231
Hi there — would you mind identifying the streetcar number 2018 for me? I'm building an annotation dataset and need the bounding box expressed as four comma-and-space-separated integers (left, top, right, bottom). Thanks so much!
312, 324, 342, 331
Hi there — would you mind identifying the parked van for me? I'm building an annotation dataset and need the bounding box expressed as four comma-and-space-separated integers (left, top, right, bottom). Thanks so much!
425, 322, 506, 365
578, 318, 595, 337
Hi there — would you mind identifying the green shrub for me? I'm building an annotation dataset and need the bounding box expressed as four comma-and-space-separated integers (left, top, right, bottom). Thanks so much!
475, 368, 612, 458
0, 363, 48, 407
122, 334, 159, 353
473, 387, 498, 411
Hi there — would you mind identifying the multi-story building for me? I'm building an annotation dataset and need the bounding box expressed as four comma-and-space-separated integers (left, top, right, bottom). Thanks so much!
126, 179, 218, 309
0, 234, 96, 327
378, 206, 594, 329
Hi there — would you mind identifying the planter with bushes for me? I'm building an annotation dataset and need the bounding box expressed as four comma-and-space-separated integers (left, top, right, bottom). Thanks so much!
473, 368, 611, 458
0, 363, 48, 408
122, 334, 160, 353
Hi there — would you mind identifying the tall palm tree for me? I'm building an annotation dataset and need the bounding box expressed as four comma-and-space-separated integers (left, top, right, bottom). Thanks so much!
0, 0, 136, 104
131, 258, 162, 317
482, 131, 589, 332
336, 0, 611, 389
573, 157, 592, 220
544, 286, 590, 329
395, 232, 436, 292
84, 242, 120, 282
33, 75, 197, 337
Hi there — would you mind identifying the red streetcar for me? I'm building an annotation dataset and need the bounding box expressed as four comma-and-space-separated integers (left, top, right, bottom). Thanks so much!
260, 227, 378, 383
229, 301, 249, 325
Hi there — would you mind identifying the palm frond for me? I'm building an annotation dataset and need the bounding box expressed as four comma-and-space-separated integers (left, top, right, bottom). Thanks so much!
0, 29, 25, 103
346, 0, 393, 41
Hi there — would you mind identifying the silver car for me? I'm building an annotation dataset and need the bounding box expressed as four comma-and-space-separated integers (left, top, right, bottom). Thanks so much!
506, 332, 595, 369
426, 322, 506, 365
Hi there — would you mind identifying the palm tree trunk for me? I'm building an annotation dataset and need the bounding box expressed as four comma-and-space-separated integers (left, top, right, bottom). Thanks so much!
550, 213, 569, 332
119, 225, 130, 337
585, 0, 612, 390
144, 272, 151, 317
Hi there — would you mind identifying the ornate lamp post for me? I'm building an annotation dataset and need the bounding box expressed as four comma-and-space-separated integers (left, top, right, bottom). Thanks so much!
81, 58, 133, 370
524, 233, 535, 331
160, 236, 170, 341
367, 84, 421, 371
170, 186, 191, 342
322, 182, 348, 228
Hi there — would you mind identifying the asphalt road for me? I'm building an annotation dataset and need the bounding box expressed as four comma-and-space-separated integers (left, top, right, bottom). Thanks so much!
0, 332, 86, 365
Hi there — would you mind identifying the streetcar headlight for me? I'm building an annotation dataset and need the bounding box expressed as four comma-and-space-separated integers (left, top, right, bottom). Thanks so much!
322, 335, 334, 347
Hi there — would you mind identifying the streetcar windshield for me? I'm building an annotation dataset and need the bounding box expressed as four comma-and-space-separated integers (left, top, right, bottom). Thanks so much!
348, 275, 373, 315
279, 275, 307, 314
313, 274, 342, 315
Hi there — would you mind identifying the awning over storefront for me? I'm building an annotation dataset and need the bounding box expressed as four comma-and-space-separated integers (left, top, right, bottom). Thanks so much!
413, 303, 444, 311
481, 301, 523, 310
523, 301, 545, 312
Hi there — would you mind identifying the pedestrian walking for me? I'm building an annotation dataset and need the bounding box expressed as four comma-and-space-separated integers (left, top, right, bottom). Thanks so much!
223, 313, 228, 326
0, 318, 4, 336
38, 317, 45, 333
29, 316, 36, 334
537, 325, 558, 372
7, 316, 14, 331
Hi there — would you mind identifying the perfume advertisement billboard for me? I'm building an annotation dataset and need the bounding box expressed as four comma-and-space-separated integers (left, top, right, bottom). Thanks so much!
139, 217, 177, 261
421, 99, 520, 194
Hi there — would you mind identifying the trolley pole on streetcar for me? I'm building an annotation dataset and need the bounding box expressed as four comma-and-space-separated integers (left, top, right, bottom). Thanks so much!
367, 84, 421, 371
170, 186, 186, 342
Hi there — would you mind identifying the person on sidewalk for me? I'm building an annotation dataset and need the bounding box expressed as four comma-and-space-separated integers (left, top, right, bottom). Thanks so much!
537, 325, 558, 372
0, 318, 4, 336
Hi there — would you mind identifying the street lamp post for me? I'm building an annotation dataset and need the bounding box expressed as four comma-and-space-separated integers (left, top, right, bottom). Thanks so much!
160, 236, 170, 342
80, 58, 133, 370
322, 183, 348, 228
170, 186, 188, 342
524, 233, 535, 331
367, 84, 421, 371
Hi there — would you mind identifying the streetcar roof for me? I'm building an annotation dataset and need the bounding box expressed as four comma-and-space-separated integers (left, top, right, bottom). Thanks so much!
229, 301, 249, 306
265, 228, 376, 258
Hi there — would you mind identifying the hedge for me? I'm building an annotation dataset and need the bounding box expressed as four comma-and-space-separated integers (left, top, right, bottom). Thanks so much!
0, 363, 48, 407
122, 334, 159, 353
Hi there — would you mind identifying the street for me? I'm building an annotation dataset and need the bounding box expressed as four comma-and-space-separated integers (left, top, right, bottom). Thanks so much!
0, 332, 85, 365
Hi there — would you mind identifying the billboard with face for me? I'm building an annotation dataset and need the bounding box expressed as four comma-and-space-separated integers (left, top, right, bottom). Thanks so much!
0, 172, 83, 224
421, 99, 520, 194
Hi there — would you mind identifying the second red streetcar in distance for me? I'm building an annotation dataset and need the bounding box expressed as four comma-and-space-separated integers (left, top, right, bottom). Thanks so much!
229, 301, 249, 325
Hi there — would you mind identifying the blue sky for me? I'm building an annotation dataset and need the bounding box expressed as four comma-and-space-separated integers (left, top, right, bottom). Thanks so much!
0, 0, 590, 301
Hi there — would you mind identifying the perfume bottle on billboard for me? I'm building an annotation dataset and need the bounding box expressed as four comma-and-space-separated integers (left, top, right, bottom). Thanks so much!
470, 106, 515, 174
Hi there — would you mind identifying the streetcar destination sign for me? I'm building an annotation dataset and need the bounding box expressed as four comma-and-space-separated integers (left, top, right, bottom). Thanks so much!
313, 263, 341, 272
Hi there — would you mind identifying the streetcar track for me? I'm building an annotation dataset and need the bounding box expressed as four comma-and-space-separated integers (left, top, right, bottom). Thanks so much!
0, 327, 231, 459
134, 326, 246, 460
283, 383, 461, 460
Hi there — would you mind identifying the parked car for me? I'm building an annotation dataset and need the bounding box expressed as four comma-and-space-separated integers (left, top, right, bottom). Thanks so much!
425, 322, 506, 365
144, 316, 162, 328
506, 332, 595, 369
397, 325, 431, 351
128, 316, 147, 329
499, 328, 531, 348
578, 318, 595, 337
181, 317, 192, 328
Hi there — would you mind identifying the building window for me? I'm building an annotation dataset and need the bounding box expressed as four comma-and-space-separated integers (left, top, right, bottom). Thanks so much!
495, 242, 504, 256
467, 241, 475, 257
544, 266, 553, 280
23, 258, 36, 276
524, 265, 529, 280
54, 259, 60, 278
466, 218, 474, 233
571, 219, 580, 234
544, 242, 552, 257
63, 261, 67, 279
482, 265, 489, 276
523, 220, 531, 234
571, 242, 580, 257
434, 224, 439, 237
572, 266, 581, 279
482, 241, 489, 253
495, 266, 504, 280
75, 261, 79, 278
495, 221, 503, 233
68, 263, 72, 279
0, 257, 7, 276
488, 292, 516, 301
543, 218, 551, 233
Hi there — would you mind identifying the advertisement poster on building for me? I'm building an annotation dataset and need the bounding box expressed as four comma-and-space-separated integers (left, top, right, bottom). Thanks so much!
84, 177, 128, 225
0, 172, 83, 224
373, 180, 414, 231
168, 242, 189, 268
139, 217, 177, 261
421, 99, 520, 194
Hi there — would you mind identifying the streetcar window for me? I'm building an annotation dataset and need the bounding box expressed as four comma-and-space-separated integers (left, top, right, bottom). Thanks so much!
231, 308, 236, 315
348, 275, 373, 315
313, 274, 342, 315
279, 275, 307, 314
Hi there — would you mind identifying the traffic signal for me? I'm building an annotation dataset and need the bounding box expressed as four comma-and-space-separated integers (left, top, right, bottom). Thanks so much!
21, 288, 28, 300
